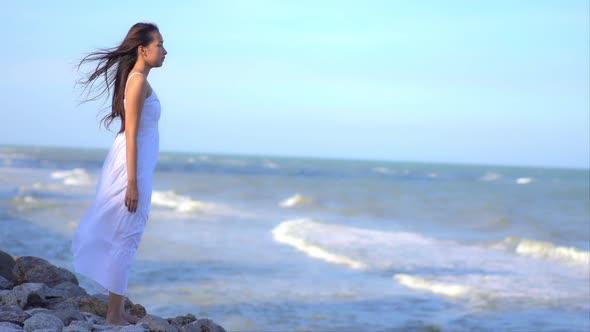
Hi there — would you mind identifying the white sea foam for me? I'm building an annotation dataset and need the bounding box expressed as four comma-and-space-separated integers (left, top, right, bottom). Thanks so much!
516, 177, 534, 184
271, 219, 590, 307
279, 194, 312, 208
272, 218, 485, 271
497, 237, 590, 265
151, 190, 251, 217
12, 195, 41, 211
23, 195, 37, 203
394, 274, 471, 297
31, 182, 46, 190
263, 161, 280, 169
50, 168, 93, 186
480, 172, 501, 182
187, 156, 210, 163
0, 152, 25, 165
272, 219, 367, 269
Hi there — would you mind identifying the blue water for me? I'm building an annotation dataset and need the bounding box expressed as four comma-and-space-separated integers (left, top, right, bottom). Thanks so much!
1, 145, 589, 331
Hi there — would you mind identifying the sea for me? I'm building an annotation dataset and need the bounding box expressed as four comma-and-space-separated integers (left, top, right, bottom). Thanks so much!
0, 145, 588, 332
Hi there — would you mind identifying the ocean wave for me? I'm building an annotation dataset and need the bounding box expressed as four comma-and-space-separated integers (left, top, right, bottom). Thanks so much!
224, 159, 248, 166
497, 237, 589, 265
0, 152, 27, 159
11, 195, 42, 211
50, 168, 94, 186
480, 172, 501, 182
515, 177, 535, 184
15, 178, 95, 198
272, 219, 493, 271
271, 218, 455, 271
187, 155, 211, 163
151, 190, 252, 217
262, 161, 280, 169
279, 194, 313, 208
0, 152, 27, 166
371, 167, 396, 175
272, 219, 367, 269
394, 274, 471, 297
271, 219, 589, 307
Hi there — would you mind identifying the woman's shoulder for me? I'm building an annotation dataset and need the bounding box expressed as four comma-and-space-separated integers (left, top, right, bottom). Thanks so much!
127, 72, 147, 87
125, 72, 151, 99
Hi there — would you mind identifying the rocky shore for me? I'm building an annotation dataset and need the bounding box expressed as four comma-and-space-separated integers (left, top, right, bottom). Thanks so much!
0, 250, 227, 332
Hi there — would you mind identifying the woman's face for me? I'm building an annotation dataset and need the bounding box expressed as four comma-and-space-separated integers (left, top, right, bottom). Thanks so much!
142, 31, 167, 67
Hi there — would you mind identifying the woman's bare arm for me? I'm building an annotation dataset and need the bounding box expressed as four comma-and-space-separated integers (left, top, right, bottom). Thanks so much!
124, 74, 148, 213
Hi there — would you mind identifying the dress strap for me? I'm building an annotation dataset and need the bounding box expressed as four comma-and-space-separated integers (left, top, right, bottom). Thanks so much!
124, 72, 145, 97
127, 72, 144, 82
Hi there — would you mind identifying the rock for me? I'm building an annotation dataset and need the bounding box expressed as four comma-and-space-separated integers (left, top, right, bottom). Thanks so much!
138, 314, 179, 332
102, 325, 149, 332
63, 326, 90, 332
0, 305, 31, 326
45, 294, 89, 311
91, 294, 136, 311
45, 298, 77, 311
181, 319, 227, 332
0, 276, 14, 290
12, 256, 78, 287
0, 250, 15, 282
129, 304, 146, 319
80, 311, 105, 325
0, 289, 27, 308
46, 282, 87, 299
1, 252, 226, 332
62, 320, 92, 332
0, 321, 24, 331
118, 325, 150, 332
79, 295, 108, 317
179, 323, 201, 332
90, 293, 109, 303
24, 308, 51, 316
12, 282, 47, 308
47, 309, 86, 326
92, 324, 115, 331
169, 313, 196, 327
199, 318, 227, 332
22, 312, 64, 332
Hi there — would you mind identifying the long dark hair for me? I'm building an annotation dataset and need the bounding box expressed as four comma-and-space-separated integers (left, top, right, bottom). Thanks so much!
75, 22, 159, 133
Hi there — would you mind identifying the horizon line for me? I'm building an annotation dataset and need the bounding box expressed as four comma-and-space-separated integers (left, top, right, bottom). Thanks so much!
1, 142, 588, 171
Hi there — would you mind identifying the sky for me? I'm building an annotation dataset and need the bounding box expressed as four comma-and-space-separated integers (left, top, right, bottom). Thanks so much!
0, 1, 588, 169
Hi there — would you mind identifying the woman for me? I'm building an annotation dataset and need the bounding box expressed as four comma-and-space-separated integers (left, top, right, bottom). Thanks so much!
71, 22, 167, 326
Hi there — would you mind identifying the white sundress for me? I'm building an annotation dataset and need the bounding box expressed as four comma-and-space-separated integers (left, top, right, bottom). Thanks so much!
71, 72, 161, 295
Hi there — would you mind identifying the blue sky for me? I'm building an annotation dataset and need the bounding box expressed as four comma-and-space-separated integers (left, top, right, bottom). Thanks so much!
0, 1, 588, 169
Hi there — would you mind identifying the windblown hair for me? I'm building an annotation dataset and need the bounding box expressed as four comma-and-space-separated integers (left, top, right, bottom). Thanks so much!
75, 22, 159, 133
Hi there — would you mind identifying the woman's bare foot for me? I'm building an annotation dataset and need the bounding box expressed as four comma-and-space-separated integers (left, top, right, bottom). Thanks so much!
107, 291, 130, 326
106, 319, 130, 326
106, 314, 130, 326
121, 310, 140, 324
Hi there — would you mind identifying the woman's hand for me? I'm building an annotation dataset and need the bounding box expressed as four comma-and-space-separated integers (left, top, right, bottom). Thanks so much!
125, 182, 139, 213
